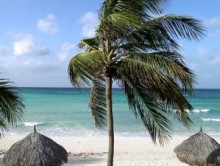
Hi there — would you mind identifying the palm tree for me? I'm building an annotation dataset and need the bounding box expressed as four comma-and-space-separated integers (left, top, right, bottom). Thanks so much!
0, 79, 24, 135
68, 0, 204, 165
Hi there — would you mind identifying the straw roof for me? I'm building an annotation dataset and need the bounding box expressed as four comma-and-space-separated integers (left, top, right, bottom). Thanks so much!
174, 130, 220, 166
3, 131, 67, 166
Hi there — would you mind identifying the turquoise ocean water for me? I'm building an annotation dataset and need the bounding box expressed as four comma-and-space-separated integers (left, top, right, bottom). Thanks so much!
7, 88, 220, 137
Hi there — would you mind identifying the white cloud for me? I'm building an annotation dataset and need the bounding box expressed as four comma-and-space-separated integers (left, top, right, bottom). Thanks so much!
183, 46, 220, 88
61, 42, 76, 52
57, 52, 68, 62
205, 16, 220, 37
79, 12, 98, 37
37, 14, 58, 35
0, 56, 57, 71
195, 47, 220, 64
206, 16, 220, 27
0, 35, 76, 87
0, 54, 69, 87
0, 45, 7, 56
9, 33, 33, 40
211, 56, 220, 64
57, 42, 77, 62
2, 39, 74, 73
13, 36, 49, 56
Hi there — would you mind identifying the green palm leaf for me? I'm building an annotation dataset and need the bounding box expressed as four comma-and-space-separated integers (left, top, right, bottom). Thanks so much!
127, 51, 195, 90
119, 16, 204, 52
120, 24, 180, 51
118, 58, 192, 126
118, 72, 172, 144
69, 0, 205, 165
99, 0, 168, 20
146, 15, 204, 40
78, 37, 99, 51
0, 79, 24, 135
98, 12, 143, 40
89, 79, 106, 128
68, 51, 106, 87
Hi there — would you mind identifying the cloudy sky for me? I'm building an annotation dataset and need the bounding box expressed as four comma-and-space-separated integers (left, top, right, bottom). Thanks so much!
0, 0, 220, 88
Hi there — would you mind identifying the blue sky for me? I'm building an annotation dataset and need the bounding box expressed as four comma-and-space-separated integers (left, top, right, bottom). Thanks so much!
0, 0, 220, 88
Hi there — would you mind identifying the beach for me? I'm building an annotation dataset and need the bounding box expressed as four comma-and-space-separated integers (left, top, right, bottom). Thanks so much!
0, 0, 218, 164
0, 88, 219, 165
0, 134, 197, 165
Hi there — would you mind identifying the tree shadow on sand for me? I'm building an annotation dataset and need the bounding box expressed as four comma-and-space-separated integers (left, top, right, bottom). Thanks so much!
0, 155, 3, 166
0, 153, 107, 166
64, 152, 107, 165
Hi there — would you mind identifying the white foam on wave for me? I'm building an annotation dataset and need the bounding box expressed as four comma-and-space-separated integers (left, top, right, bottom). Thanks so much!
23, 122, 45, 126
42, 128, 149, 137
202, 118, 220, 122
186, 109, 210, 113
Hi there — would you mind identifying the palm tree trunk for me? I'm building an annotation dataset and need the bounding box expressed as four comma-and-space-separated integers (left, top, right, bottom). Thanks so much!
106, 76, 114, 166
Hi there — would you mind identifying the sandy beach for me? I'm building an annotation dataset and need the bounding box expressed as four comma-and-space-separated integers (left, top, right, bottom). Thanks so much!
0, 134, 200, 165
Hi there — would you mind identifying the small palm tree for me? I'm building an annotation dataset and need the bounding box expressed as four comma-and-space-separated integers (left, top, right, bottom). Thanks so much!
68, 0, 204, 165
0, 79, 24, 135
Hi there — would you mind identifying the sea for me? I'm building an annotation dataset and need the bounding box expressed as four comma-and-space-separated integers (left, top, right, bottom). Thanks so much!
5, 88, 220, 137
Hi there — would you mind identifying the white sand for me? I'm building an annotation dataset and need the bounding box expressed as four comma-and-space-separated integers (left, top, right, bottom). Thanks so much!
0, 134, 207, 165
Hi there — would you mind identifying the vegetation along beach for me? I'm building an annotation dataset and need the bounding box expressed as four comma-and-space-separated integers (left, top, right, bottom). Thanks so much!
0, 0, 220, 165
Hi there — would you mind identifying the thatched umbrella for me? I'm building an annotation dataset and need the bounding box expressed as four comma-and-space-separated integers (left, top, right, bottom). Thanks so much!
3, 127, 67, 166
174, 129, 220, 166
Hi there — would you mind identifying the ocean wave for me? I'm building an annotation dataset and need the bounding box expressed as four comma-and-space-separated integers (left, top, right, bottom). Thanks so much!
186, 109, 210, 113
23, 122, 45, 127
202, 118, 220, 122
41, 128, 107, 137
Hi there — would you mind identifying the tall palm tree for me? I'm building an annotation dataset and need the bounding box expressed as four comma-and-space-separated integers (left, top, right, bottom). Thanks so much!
0, 79, 24, 135
68, 0, 204, 165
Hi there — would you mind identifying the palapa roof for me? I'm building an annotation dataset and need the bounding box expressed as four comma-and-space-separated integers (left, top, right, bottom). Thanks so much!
174, 130, 220, 166
3, 131, 67, 166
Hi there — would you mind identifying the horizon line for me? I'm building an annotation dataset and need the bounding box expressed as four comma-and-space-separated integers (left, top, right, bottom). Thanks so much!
17, 87, 220, 90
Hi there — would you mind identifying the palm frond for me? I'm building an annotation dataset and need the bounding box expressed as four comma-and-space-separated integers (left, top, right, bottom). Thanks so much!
118, 58, 193, 127
68, 0, 204, 147
98, 12, 143, 40
120, 24, 180, 51
127, 51, 195, 90
146, 15, 204, 41
118, 71, 172, 144
99, 0, 168, 20
0, 79, 24, 134
78, 37, 99, 51
119, 15, 204, 52
118, 29, 179, 52
68, 51, 106, 88
89, 79, 107, 128
142, 0, 168, 14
